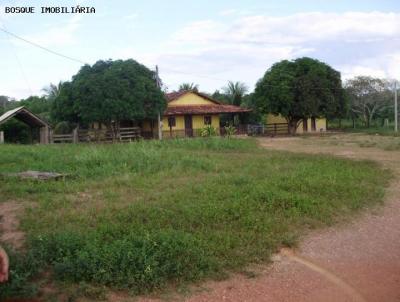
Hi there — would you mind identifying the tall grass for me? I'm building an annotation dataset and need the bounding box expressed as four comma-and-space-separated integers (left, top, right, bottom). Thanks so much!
0, 138, 389, 299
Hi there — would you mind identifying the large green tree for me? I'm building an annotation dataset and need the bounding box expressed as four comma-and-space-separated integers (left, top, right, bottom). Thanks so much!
51, 59, 166, 134
254, 57, 346, 133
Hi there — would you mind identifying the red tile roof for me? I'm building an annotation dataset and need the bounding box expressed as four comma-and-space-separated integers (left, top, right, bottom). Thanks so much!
164, 90, 251, 116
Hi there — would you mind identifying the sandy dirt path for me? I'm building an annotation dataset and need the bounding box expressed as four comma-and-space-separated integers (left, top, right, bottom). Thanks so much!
175, 134, 400, 302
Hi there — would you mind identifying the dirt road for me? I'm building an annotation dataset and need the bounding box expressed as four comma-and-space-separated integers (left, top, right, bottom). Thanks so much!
182, 134, 400, 302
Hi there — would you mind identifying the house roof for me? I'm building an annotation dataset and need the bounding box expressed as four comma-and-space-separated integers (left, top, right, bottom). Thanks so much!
0, 106, 50, 128
165, 91, 221, 104
164, 90, 251, 116
164, 105, 252, 116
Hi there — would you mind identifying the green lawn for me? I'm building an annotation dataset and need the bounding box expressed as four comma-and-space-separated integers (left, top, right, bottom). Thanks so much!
0, 138, 389, 300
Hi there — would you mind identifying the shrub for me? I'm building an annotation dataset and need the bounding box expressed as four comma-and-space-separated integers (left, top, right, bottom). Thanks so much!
199, 125, 217, 137
224, 125, 236, 138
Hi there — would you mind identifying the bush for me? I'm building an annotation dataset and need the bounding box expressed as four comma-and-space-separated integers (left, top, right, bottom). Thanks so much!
199, 125, 217, 137
224, 125, 236, 138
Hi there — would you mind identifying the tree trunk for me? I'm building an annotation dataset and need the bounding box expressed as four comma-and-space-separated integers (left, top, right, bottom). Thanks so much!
287, 118, 299, 135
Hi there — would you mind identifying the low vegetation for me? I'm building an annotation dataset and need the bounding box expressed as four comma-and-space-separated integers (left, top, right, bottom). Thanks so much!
303, 132, 400, 151
0, 138, 389, 299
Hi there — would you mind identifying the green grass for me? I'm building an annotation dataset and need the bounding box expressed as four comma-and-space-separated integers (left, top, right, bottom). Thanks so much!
328, 118, 399, 137
0, 138, 389, 300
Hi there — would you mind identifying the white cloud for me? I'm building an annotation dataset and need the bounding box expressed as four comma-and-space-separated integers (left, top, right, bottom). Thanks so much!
16, 15, 83, 48
155, 11, 400, 92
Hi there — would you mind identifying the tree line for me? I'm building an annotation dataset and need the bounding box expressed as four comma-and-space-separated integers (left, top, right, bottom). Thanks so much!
0, 57, 397, 142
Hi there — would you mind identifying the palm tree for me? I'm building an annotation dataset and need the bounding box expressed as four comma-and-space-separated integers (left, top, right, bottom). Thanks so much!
42, 82, 63, 101
178, 83, 199, 92
223, 81, 248, 106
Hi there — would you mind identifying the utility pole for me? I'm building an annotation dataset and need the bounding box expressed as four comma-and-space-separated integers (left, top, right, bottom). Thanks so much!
395, 81, 398, 133
155, 65, 163, 140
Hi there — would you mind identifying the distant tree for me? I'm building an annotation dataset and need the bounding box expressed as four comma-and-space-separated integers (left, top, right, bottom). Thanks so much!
211, 90, 230, 104
345, 76, 392, 127
0, 96, 10, 113
241, 93, 264, 124
254, 57, 346, 134
51, 59, 166, 136
43, 82, 63, 101
20, 96, 50, 113
51, 82, 79, 124
178, 83, 199, 92
222, 81, 248, 106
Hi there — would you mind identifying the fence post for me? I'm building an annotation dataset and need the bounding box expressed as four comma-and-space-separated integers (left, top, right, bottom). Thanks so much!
0, 131, 4, 144
72, 128, 79, 143
49, 129, 54, 144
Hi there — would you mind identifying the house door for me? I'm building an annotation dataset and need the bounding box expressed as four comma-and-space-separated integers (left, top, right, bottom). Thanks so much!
184, 115, 193, 137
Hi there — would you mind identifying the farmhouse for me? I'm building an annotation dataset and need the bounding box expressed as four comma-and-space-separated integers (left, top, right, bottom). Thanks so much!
142, 91, 251, 138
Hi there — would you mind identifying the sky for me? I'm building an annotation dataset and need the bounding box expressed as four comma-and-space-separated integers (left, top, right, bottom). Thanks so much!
0, 0, 399, 100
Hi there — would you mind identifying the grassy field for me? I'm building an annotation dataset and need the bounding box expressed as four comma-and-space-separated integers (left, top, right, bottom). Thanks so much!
301, 132, 400, 151
0, 138, 389, 300
328, 118, 399, 137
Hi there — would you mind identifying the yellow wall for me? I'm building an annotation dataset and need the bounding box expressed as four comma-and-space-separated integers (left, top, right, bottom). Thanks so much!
143, 92, 221, 137
315, 118, 326, 132
162, 114, 219, 131
168, 92, 215, 106
162, 115, 185, 131
266, 114, 326, 133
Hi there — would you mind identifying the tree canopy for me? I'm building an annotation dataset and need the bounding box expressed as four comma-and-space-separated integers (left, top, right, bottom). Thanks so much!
51, 59, 166, 128
254, 57, 346, 133
345, 76, 392, 127
222, 81, 248, 106
178, 83, 199, 92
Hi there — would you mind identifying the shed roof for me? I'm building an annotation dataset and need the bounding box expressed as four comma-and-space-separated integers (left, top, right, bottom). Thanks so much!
0, 106, 50, 128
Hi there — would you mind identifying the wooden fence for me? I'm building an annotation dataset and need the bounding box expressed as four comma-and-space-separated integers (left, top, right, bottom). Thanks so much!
50, 124, 291, 144
247, 123, 289, 136
51, 127, 141, 144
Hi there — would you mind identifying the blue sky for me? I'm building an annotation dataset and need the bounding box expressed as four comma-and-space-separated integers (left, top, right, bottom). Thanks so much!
0, 0, 399, 99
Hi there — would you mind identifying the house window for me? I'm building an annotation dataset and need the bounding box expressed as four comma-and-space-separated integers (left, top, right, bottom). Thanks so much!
168, 116, 176, 127
204, 115, 212, 125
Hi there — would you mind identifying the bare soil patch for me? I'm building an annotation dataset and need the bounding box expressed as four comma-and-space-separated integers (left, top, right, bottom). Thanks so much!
0, 201, 26, 250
